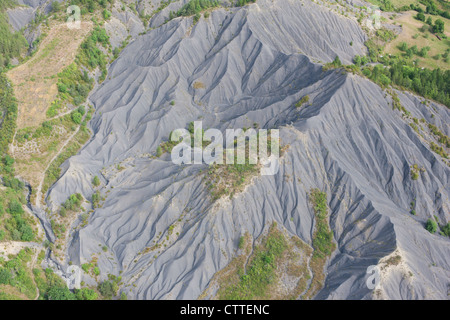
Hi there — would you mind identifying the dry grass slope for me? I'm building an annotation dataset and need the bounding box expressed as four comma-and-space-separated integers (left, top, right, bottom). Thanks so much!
384, 11, 450, 70
6, 21, 93, 129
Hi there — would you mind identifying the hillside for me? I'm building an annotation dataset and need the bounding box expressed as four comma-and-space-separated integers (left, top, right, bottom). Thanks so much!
0, 0, 448, 300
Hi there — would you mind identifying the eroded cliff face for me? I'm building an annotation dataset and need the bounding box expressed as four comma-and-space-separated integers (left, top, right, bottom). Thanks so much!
43, 0, 449, 299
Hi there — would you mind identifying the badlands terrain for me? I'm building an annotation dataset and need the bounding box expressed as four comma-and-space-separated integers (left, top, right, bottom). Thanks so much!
0, 0, 448, 300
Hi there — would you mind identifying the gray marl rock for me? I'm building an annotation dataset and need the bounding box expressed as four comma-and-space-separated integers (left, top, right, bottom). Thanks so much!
7, 7, 35, 31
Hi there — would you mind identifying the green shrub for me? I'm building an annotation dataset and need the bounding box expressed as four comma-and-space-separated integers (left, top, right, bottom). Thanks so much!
98, 280, 116, 299
323, 56, 342, 70
75, 288, 98, 300
295, 95, 310, 108
51, 1, 61, 12
238, 236, 245, 249
156, 146, 162, 157
426, 218, 437, 233
59, 206, 67, 217
102, 9, 111, 20
8, 199, 23, 215
47, 286, 75, 300
236, 0, 256, 6
442, 223, 450, 237
77, 105, 86, 115
309, 189, 335, 258
71, 111, 82, 124
220, 225, 287, 299
0, 268, 12, 284
92, 175, 100, 187
0, 12, 28, 68
169, 0, 220, 20
62, 194, 83, 211
3, 176, 24, 191
432, 19, 444, 33
92, 191, 100, 208
0, 75, 18, 155
416, 12, 425, 21
399, 42, 408, 51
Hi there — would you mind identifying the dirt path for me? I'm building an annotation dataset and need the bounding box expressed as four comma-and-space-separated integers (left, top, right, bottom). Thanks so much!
34, 124, 81, 209
47, 108, 77, 122
0, 241, 41, 258
0, 241, 43, 300
30, 247, 41, 300
243, 238, 255, 274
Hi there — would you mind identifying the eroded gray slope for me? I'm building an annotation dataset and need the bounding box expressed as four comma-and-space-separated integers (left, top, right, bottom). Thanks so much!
45, 0, 449, 299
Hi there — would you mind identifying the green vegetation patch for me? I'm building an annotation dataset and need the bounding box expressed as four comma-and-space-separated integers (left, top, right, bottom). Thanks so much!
0, 74, 18, 155
426, 218, 438, 233
303, 188, 336, 299
0, 4, 28, 69
218, 224, 288, 299
0, 248, 36, 299
0, 156, 35, 242
98, 274, 121, 299
34, 265, 97, 300
295, 95, 310, 108
42, 117, 91, 196
168, 0, 220, 23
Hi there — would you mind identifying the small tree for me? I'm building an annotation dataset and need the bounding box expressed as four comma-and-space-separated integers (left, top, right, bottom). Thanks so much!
156, 146, 162, 157
71, 111, 82, 124
399, 42, 408, 51
9, 200, 23, 215
425, 218, 437, 233
102, 9, 111, 20
92, 175, 100, 187
0, 268, 12, 285
332, 55, 342, 67
442, 223, 450, 237
432, 19, 444, 34
47, 287, 76, 300
98, 281, 115, 299
77, 105, 85, 115
416, 12, 425, 22
59, 206, 67, 217
75, 288, 98, 300
51, 1, 61, 12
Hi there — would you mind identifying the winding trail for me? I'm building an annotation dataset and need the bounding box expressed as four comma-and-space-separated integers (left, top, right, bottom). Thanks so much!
30, 247, 41, 300
34, 124, 81, 208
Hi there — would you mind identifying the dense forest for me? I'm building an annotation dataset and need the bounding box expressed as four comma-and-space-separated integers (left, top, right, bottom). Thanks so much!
67, 0, 114, 13
0, 1, 28, 68
168, 0, 220, 21
352, 28, 450, 107
0, 74, 36, 244
0, 74, 17, 155
365, 62, 450, 107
